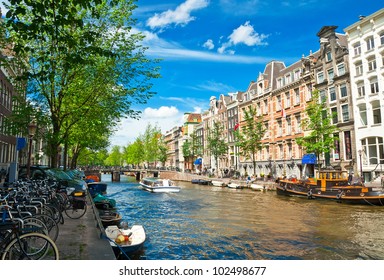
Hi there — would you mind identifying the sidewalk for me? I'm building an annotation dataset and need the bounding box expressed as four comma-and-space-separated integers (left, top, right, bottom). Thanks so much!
55, 194, 116, 260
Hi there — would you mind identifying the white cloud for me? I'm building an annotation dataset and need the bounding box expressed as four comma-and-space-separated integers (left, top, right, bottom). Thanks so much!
111, 106, 183, 146
203, 39, 215, 50
219, 21, 268, 54
143, 106, 179, 118
131, 27, 275, 64
146, 0, 209, 30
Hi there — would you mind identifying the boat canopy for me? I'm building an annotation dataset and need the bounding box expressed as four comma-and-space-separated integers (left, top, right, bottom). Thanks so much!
302, 154, 317, 164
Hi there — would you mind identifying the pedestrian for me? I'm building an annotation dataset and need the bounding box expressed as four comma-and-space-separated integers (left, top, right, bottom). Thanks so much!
381, 174, 384, 187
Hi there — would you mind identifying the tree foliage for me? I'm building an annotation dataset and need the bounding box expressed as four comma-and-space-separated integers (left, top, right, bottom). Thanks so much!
296, 89, 338, 170
235, 106, 266, 175
206, 121, 227, 175
182, 130, 200, 169
1, 0, 160, 168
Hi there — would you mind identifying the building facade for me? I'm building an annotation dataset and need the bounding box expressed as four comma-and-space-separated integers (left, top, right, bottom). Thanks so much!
344, 8, 384, 182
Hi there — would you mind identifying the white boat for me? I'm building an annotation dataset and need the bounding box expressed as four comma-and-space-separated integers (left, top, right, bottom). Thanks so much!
139, 177, 181, 193
211, 180, 226, 187
227, 182, 242, 189
250, 183, 266, 191
105, 224, 146, 257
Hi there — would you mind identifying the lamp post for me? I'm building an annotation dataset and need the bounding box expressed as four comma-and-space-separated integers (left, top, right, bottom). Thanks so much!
358, 150, 363, 183
26, 120, 37, 179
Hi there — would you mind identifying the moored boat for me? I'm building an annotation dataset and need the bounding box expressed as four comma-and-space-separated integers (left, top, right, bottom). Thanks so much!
105, 224, 146, 258
139, 177, 180, 193
227, 182, 242, 189
99, 210, 123, 227
211, 180, 226, 187
87, 181, 108, 197
250, 183, 266, 191
93, 193, 116, 209
276, 169, 384, 206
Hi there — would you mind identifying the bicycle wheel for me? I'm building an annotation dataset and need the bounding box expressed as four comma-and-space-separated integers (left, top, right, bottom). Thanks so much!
24, 214, 59, 242
2, 232, 59, 260
64, 199, 87, 219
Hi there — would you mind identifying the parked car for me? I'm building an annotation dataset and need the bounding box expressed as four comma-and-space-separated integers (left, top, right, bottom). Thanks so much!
18, 165, 87, 192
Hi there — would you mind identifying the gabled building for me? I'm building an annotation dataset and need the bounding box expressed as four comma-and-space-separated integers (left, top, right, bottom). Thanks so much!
312, 26, 355, 173
344, 9, 384, 182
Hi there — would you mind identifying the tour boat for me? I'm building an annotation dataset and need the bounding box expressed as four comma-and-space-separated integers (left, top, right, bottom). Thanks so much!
139, 177, 180, 193
276, 169, 384, 206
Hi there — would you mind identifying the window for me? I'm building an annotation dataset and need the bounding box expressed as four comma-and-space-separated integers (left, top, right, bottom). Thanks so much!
285, 74, 291, 84
320, 90, 326, 102
372, 100, 382, 124
353, 42, 361, 56
370, 78, 379, 94
329, 87, 336, 102
361, 137, 384, 165
333, 134, 340, 160
277, 78, 283, 88
326, 51, 332, 62
285, 92, 290, 108
294, 69, 301, 81
339, 83, 347, 98
263, 100, 268, 114
355, 61, 363, 76
359, 104, 367, 126
368, 56, 377, 71
286, 117, 291, 135
296, 115, 302, 133
277, 120, 282, 137
331, 107, 338, 124
344, 131, 352, 160
327, 68, 334, 81
366, 36, 375, 51
277, 96, 282, 111
337, 63, 345, 76
357, 82, 365, 97
294, 88, 300, 105
381, 31, 384, 45
317, 71, 324, 83
341, 104, 349, 122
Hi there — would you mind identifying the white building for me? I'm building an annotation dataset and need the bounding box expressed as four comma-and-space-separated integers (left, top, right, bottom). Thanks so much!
344, 9, 384, 182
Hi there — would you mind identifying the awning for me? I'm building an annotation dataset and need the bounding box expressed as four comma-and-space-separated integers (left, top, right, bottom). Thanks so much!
302, 153, 317, 164
194, 158, 202, 165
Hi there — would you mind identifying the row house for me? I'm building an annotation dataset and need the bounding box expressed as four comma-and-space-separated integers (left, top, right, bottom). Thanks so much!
344, 8, 384, 182
312, 26, 355, 173
162, 9, 384, 182
163, 126, 182, 170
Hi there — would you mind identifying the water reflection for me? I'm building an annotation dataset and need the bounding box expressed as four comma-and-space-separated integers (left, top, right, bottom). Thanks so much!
102, 174, 384, 260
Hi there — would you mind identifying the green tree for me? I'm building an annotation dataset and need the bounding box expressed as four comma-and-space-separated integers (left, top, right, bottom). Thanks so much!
206, 121, 227, 176
105, 145, 122, 167
157, 138, 169, 168
1, 0, 160, 167
141, 123, 162, 168
182, 131, 200, 170
123, 139, 145, 168
296, 89, 338, 172
235, 106, 266, 176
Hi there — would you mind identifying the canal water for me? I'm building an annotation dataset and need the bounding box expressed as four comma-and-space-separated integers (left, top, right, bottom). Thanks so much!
102, 174, 384, 260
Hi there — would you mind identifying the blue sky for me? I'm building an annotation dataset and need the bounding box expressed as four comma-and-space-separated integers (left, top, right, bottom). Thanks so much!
111, 0, 383, 147
1, 1, 383, 147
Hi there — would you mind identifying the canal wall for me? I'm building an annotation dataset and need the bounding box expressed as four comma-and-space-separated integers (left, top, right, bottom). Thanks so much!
158, 170, 277, 189
159, 170, 211, 182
